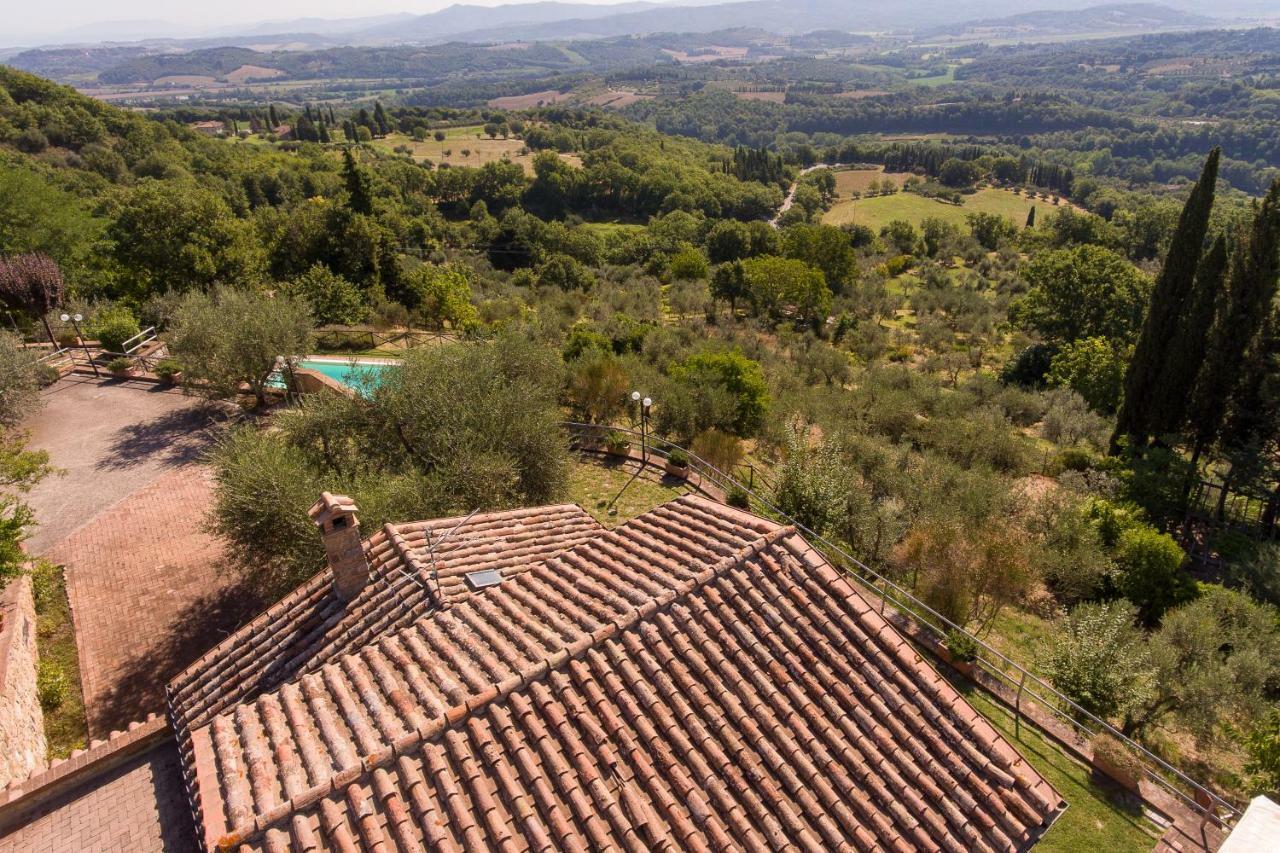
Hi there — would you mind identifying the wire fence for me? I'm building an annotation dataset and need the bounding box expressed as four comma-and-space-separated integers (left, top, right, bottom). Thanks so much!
564, 420, 1243, 831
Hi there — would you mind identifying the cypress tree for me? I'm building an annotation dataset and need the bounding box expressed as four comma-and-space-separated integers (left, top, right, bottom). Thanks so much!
1186, 179, 1280, 460
1025, 206, 1035, 228
268, 103, 279, 128
1148, 233, 1228, 439
1112, 148, 1219, 452
343, 149, 374, 215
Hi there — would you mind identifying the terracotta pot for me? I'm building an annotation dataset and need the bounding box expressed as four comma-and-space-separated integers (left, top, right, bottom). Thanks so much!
1091, 748, 1142, 792
605, 445, 631, 458
665, 461, 690, 479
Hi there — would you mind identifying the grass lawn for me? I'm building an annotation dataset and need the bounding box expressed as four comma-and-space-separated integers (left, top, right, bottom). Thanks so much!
958, 683, 1162, 852
567, 458, 690, 527
31, 560, 87, 759
824, 187, 1045, 231
909, 66, 958, 86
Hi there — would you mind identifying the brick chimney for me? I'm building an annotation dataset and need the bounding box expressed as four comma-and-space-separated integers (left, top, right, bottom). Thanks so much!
308, 492, 369, 601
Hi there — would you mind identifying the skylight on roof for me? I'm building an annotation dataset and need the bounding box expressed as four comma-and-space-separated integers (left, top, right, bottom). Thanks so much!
464, 568, 504, 590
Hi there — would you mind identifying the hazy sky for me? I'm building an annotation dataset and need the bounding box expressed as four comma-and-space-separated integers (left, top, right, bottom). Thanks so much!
5, 0, 641, 41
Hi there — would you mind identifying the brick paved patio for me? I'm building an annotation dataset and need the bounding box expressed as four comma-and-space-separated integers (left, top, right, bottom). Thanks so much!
22, 377, 258, 736
0, 739, 194, 852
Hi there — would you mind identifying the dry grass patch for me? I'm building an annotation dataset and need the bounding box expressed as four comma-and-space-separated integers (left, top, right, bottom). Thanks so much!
225, 64, 285, 84
735, 90, 787, 102
585, 90, 650, 109
834, 167, 912, 196
487, 89, 571, 109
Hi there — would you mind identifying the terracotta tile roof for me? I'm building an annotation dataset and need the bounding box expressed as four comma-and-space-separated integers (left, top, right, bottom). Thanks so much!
180, 496, 1062, 851
168, 504, 603, 736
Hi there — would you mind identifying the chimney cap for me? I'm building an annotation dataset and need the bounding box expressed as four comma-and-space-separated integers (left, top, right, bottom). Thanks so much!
309, 492, 359, 528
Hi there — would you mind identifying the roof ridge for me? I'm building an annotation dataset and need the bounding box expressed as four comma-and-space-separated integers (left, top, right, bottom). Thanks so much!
216, 519, 798, 849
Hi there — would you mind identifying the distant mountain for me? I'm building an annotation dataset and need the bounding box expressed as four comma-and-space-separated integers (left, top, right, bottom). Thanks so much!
393, 0, 1065, 43
354, 1, 665, 42
210, 13, 417, 39
922, 3, 1217, 39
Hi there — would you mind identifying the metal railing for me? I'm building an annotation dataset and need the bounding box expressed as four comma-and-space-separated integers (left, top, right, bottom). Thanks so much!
121, 326, 157, 354
313, 325, 460, 352
564, 420, 1243, 831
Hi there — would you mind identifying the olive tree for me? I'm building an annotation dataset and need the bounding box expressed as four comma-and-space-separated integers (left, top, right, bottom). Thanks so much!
1126, 587, 1280, 741
168, 287, 313, 405
0, 332, 45, 428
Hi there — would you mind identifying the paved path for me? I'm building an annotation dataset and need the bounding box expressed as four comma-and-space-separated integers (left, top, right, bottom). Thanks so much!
24, 376, 220, 556
22, 377, 255, 736
0, 740, 194, 853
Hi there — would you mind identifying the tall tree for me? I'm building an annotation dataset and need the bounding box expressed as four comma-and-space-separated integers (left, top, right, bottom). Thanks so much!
1186, 180, 1280, 462
343, 149, 374, 216
1113, 149, 1219, 451
1149, 233, 1228, 438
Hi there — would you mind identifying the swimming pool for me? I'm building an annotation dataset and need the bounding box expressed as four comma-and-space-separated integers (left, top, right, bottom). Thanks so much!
273, 357, 401, 393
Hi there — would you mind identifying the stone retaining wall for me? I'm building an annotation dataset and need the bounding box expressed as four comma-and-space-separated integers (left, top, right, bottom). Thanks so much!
0, 576, 46, 789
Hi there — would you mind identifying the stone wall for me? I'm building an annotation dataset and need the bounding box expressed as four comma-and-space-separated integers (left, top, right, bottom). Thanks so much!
0, 576, 46, 789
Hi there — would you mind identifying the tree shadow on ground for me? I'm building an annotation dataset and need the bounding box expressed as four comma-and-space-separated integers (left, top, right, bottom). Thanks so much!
87, 573, 264, 737
95, 405, 224, 472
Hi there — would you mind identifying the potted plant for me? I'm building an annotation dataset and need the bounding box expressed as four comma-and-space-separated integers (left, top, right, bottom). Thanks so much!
604, 431, 631, 458
665, 448, 691, 478
1090, 733, 1144, 792
106, 356, 133, 378
153, 358, 183, 385
941, 629, 980, 676
726, 486, 751, 510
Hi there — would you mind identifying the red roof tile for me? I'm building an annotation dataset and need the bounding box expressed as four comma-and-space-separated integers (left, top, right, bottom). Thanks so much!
167, 504, 603, 735
179, 496, 1062, 851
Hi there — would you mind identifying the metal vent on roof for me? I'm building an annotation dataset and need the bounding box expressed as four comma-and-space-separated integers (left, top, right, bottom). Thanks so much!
465, 568, 504, 591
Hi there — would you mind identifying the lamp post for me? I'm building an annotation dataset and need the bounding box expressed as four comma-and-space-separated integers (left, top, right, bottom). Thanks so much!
60, 313, 99, 378
630, 390, 652, 462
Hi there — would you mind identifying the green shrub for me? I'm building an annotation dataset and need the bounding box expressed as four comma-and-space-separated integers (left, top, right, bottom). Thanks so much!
37, 660, 67, 711
1052, 447, 1096, 475
1084, 498, 1144, 548
153, 358, 182, 380
692, 428, 744, 474
604, 431, 630, 454
668, 246, 709, 281
106, 356, 133, 375
1091, 733, 1145, 780
35, 363, 60, 388
90, 306, 141, 354
726, 486, 750, 509
1046, 337, 1126, 414
944, 629, 979, 663
665, 448, 690, 468
1113, 524, 1197, 625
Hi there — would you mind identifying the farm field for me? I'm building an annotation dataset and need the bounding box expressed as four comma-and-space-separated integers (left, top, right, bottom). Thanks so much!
832, 167, 912, 196
486, 89, 572, 109
824, 187, 1049, 231
734, 90, 787, 102
370, 127, 581, 173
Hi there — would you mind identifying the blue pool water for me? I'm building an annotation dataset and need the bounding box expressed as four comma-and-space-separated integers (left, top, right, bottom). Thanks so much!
274, 358, 400, 393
